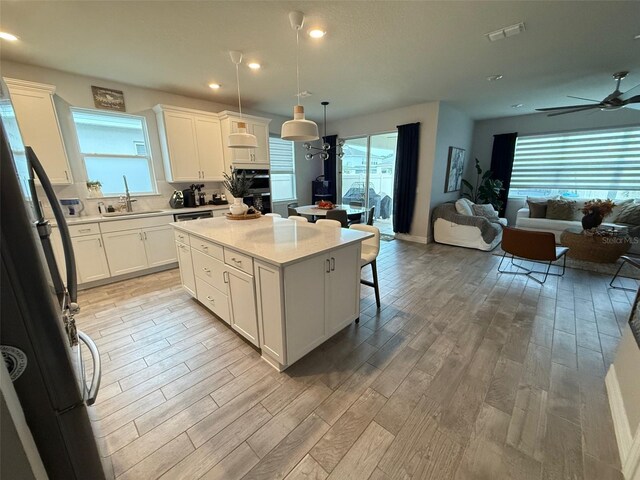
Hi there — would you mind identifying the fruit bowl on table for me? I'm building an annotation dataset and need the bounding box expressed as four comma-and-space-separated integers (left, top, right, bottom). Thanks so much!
316, 201, 335, 210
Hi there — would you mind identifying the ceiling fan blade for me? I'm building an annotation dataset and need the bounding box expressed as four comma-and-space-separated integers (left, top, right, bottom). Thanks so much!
536, 103, 601, 112
547, 105, 600, 117
567, 95, 601, 103
620, 85, 640, 101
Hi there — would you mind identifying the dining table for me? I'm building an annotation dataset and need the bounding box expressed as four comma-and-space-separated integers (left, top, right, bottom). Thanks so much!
296, 204, 367, 217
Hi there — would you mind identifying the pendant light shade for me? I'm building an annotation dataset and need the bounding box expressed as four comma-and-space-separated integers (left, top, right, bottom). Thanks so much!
282, 105, 319, 141
281, 11, 319, 142
228, 50, 258, 149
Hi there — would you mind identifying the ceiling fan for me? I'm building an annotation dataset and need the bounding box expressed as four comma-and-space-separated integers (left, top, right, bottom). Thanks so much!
536, 71, 640, 117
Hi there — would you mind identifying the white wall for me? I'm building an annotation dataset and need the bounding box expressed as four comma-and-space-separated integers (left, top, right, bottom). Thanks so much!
1, 60, 320, 215
471, 109, 640, 224
430, 103, 474, 236
329, 102, 440, 242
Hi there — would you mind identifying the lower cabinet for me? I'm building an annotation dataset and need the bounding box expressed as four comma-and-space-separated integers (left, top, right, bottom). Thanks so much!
195, 276, 230, 324
71, 234, 111, 283
144, 225, 178, 267
226, 267, 259, 346
103, 226, 177, 276
176, 241, 196, 297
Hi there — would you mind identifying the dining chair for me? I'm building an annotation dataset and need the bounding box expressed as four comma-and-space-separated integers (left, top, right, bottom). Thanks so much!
326, 209, 348, 227
366, 206, 375, 226
287, 202, 299, 209
287, 207, 299, 217
349, 224, 381, 310
316, 219, 342, 229
265, 213, 282, 218
289, 215, 308, 223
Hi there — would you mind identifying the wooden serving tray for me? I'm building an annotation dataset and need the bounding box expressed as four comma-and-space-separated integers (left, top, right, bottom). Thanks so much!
225, 212, 262, 220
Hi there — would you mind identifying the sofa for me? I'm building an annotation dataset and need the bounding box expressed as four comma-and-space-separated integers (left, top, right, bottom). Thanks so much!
515, 197, 640, 255
433, 202, 507, 251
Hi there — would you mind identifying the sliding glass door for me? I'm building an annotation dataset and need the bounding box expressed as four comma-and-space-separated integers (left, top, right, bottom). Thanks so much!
339, 132, 397, 234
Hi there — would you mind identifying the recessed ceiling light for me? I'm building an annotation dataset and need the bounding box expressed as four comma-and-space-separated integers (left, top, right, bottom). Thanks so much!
308, 29, 326, 39
247, 62, 261, 70
0, 32, 19, 42
487, 75, 503, 82
208, 83, 221, 90
511, 103, 523, 108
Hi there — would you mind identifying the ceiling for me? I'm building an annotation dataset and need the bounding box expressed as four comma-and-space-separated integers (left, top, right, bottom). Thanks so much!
2, 1, 640, 121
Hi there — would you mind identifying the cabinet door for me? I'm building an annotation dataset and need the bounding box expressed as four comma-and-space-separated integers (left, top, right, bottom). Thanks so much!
226, 267, 259, 346
102, 229, 148, 276
283, 254, 327, 364
176, 242, 196, 297
229, 120, 253, 163
163, 111, 200, 181
71, 234, 111, 283
194, 116, 225, 181
7, 84, 72, 184
143, 225, 177, 267
255, 261, 285, 365
326, 244, 361, 335
250, 121, 270, 167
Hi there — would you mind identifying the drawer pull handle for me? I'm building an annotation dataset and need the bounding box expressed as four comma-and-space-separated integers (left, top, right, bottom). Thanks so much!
326, 259, 330, 273
206, 295, 215, 306
223, 271, 229, 284
201, 245, 208, 250
98, 238, 102, 248
79, 228, 91, 233
178, 235, 184, 239
202, 267, 211, 274
331, 257, 335, 272
232, 258, 242, 265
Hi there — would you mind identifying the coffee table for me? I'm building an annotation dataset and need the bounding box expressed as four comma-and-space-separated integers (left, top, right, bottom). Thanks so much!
560, 227, 631, 263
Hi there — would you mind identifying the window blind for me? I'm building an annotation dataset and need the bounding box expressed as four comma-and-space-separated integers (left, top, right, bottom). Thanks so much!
269, 136, 295, 174
510, 126, 640, 191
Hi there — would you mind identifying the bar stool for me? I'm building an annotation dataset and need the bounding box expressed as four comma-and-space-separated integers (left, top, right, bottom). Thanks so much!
289, 215, 308, 223
265, 213, 282, 218
349, 224, 381, 309
316, 219, 342, 228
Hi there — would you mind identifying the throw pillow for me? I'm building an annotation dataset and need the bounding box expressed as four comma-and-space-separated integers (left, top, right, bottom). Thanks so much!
455, 198, 474, 216
546, 199, 576, 220
611, 198, 634, 220
472, 204, 499, 221
527, 200, 547, 218
615, 202, 640, 225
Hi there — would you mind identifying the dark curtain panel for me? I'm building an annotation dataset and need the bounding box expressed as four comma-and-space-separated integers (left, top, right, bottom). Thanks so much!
490, 132, 518, 216
323, 134, 337, 203
393, 122, 420, 234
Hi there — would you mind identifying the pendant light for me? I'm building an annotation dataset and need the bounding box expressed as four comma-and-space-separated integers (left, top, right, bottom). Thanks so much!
228, 50, 258, 149
281, 11, 319, 142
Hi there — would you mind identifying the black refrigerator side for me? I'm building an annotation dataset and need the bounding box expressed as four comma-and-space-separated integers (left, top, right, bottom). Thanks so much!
1, 121, 106, 478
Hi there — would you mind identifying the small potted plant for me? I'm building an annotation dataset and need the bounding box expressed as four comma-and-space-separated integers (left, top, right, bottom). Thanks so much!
581, 199, 615, 230
86, 180, 103, 198
222, 168, 254, 215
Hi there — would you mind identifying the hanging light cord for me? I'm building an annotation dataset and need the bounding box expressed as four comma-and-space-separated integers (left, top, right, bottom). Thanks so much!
235, 62, 243, 118
296, 27, 301, 106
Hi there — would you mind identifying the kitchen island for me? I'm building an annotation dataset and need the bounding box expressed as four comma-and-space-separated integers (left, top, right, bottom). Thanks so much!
171, 216, 373, 371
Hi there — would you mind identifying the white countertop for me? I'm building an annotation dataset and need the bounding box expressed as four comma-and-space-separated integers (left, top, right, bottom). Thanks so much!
172, 216, 373, 266
55, 206, 228, 226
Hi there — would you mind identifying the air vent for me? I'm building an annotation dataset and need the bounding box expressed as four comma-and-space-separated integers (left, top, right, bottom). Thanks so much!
486, 22, 526, 42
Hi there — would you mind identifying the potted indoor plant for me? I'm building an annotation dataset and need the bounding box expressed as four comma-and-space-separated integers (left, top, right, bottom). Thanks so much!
581, 199, 615, 230
461, 159, 504, 211
86, 180, 103, 198
222, 167, 254, 215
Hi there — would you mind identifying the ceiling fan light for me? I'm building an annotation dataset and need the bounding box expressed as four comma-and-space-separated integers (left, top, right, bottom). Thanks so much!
228, 121, 258, 148
281, 105, 319, 142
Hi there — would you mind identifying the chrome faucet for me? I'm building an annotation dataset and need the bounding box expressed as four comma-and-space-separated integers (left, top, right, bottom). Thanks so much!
123, 175, 137, 212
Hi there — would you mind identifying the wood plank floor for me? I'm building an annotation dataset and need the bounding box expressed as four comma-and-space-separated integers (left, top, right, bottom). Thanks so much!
76, 240, 636, 480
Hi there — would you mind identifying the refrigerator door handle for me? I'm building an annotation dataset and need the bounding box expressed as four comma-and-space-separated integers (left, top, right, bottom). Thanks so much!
77, 330, 101, 406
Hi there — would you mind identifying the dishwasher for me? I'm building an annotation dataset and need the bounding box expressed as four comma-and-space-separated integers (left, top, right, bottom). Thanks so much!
173, 210, 214, 222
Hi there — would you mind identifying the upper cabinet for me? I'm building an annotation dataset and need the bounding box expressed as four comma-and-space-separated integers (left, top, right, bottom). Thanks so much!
219, 111, 271, 169
4, 78, 73, 185
153, 105, 225, 182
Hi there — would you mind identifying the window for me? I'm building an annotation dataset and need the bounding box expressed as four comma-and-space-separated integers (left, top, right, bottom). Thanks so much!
510, 126, 640, 200
269, 135, 296, 201
71, 108, 156, 195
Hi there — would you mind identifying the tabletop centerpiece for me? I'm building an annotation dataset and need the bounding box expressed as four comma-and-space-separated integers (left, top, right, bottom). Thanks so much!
581, 199, 615, 230
223, 167, 254, 215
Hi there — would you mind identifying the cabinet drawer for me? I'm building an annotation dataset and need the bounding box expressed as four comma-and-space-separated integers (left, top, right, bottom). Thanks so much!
192, 248, 226, 292
174, 230, 190, 245
191, 236, 223, 260
196, 277, 230, 324
224, 248, 253, 276
69, 223, 100, 237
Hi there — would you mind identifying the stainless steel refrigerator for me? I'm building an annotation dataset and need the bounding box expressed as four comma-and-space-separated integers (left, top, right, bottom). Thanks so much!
0, 81, 109, 478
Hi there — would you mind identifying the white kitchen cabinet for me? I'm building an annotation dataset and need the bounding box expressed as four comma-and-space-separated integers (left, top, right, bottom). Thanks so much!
153, 105, 225, 182
226, 266, 259, 346
219, 111, 271, 169
176, 241, 196, 297
143, 225, 178, 267
255, 261, 285, 365
326, 245, 361, 335
102, 230, 148, 276
71, 234, 111, 283
4, 78, 73, 185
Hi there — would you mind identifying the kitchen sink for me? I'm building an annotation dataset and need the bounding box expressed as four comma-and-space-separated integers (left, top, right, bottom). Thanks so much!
102, 210, 165, 217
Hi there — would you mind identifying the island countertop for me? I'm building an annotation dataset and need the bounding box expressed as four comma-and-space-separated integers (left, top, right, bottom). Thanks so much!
171, 216, 373, 267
